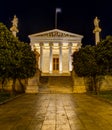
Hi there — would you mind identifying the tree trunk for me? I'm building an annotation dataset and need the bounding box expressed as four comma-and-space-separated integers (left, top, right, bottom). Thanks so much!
1, 78, 5, 92
18, 79, 25, 93
93, 76, 98, 95
11, 78, 16, 95
89, 76, 94, 92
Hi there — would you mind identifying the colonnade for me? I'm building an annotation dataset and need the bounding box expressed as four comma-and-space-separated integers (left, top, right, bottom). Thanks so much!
38, 42, 73, 73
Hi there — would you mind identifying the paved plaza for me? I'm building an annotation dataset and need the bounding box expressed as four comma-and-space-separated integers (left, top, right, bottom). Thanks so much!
0, 94, 112, 130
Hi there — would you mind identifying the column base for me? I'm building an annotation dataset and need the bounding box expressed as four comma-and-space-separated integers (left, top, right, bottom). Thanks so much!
59, 71, 62, 74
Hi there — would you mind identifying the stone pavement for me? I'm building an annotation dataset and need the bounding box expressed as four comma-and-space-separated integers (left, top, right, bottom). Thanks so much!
0, 94, 112, 130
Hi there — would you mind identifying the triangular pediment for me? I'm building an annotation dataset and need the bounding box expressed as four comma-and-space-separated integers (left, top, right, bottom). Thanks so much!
29, 29, 83, 38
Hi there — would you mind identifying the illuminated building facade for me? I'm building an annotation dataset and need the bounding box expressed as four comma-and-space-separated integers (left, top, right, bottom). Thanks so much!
29, 29, 83, 76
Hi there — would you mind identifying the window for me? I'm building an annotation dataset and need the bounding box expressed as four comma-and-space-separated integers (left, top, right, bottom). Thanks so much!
53, 55, 59, 71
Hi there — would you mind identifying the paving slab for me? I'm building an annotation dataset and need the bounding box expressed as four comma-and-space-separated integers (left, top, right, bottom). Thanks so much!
0, 94, 112, 130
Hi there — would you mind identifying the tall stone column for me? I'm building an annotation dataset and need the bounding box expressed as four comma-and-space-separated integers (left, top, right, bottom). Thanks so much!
68, 43, 72, 71
39, 42, 43, 71
59, 43, 62, 73
49, 42, 53, 73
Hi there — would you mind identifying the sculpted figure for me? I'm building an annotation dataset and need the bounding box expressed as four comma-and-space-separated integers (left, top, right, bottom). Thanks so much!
12, 15, 18, 28
94, 16, 100, 27
10, 15, 19, 36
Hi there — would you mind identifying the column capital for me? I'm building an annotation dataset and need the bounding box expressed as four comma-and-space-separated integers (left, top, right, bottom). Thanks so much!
68, 42, 72, 47
49, 42, 53, 46
39, 42, 44, 46
59, 42, 63, 47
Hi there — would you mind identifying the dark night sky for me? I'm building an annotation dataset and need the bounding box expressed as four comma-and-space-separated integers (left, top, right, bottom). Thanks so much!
1, 0, 112, 46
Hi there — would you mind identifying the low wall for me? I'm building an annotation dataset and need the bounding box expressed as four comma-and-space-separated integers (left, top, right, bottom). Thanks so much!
71, 71, 86, 93
0, 79, 27, 92
72, 71, 112, 93
100, 76, 112, 90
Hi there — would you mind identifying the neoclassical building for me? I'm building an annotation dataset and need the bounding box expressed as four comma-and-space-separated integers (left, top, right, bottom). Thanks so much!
29, 29, 83, 76
25, 29, 86, 93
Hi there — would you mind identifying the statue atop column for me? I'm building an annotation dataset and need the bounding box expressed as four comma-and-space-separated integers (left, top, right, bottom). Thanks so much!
94, 16, 99, 27
10, 15, 19, 37
93, 16, 101, 45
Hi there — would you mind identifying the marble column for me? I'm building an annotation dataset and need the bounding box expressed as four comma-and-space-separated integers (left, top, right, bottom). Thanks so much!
59, 43, 62, 73
68, 43, 72, 71
39, 42, 43, 71
49, 42, 53, 73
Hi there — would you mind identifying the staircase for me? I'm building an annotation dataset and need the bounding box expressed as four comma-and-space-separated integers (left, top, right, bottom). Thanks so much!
39, 76, 73, 93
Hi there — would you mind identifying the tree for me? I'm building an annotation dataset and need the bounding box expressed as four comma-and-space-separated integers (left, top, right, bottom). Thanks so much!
0, 22, 17, 91
72, 45, 104, 94
96, 36, 112, 75
9, 41, 37, 94
0, 22, 37, 94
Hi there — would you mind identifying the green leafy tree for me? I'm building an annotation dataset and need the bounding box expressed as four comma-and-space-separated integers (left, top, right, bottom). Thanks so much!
9, 41, 36, 94
72, 45, 104, 94
0, 22, 36, 94
0, 22, 17, 91
96, 35, 112, 75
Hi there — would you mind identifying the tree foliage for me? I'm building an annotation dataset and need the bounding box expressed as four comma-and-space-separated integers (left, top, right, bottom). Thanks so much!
72, 45, 101, 77
72, 36, 112, 94
0, 22, 36, 93
72, 45, 105, 94
96, 35, 112, 75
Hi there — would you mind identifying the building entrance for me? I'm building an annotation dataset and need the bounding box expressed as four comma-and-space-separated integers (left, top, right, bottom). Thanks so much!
53, 55, 59, 72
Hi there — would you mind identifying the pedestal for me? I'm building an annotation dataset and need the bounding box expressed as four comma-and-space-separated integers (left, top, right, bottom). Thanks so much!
72, 71, 86, 93
25, 72, 40, 94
